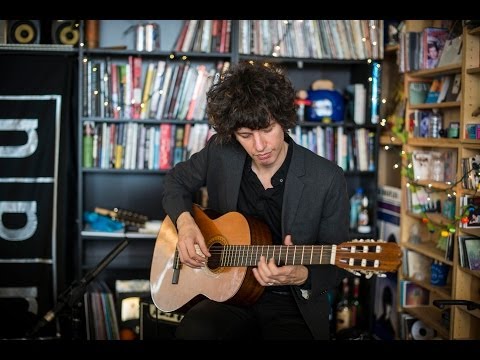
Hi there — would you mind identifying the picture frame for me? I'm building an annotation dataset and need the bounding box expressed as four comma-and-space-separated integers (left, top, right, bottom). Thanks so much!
464, 238, 480, 270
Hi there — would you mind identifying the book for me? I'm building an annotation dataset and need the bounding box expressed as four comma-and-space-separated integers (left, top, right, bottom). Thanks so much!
422, 27, 449, 69
464, 238, 480, 270
437, 35, 463, 67
401, 280, 430, 307
424, 78, 442, 103
412, 150, 431, 180
463, 196, 480, 228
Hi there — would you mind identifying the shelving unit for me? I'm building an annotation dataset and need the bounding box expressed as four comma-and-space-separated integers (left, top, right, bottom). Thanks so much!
451, 25, 480, 340
399, 22, 480, 340
76, 20, 233, 285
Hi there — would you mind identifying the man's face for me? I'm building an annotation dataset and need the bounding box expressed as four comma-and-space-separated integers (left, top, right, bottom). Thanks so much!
234, 120, 286, 169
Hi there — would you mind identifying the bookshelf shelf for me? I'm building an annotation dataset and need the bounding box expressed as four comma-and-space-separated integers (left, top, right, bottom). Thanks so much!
83, 48, 232, 59
379, 134, 403, 146
403, 307, 450, 339
238, 54, 369, 65
466, 67, 480, 75
458, 266, 480, 279
406, 137, 460, 147
457, 306, 480, 321
408, 64, 462, 78
82, 118, 209, 125
409, 101, 461, 110
82, 168, 170, 174
406, 210, 454, 226
404, 276, 452, 299
385, 44, 400, 53
403, 242, 453, 265
468, 27, 480, 36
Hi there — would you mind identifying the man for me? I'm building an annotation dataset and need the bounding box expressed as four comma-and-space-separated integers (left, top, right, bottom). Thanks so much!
162, 61, 350, 340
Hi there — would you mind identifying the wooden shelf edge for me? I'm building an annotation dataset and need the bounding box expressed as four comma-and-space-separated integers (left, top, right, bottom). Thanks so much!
409, 101, 461, 110
406, 137, 460, 148
402, 307, 450, 339
403, 241, 453, 265
458, 266, 480, 278
408, 64, 462, 78
466, 67, 480, 75
468, 27, 480, 36
380, 134, 403, 146
403, 276, 452, 298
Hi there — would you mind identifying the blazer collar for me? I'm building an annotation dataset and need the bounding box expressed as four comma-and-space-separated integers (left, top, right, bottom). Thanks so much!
282, 139, 306, 235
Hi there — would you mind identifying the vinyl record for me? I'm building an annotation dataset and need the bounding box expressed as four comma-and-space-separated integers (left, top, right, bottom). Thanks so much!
411, 320, 435, 340
52, 20, 79, 45
8, 20, 40, 44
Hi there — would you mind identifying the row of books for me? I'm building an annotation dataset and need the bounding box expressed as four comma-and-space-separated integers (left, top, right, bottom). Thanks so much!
399, 280, 430, 308
238, 20, 384, 60
411, 149, 457, 183
398, 27, 450, 73
82, 122, 211, 170
173, 20, 232, 54
460, 155, 480, 191
409, 74, 461, 106
464, 123, 480, 140
289, 126, 375, 172
459, 195, 480, 229
458, 236, 480, 270
405, 186, 456, 220
84, 280, 120, 340
82, 56, 229, 120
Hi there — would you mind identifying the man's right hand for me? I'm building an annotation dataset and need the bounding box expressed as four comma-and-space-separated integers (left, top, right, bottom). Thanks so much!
175, 211, 211, 268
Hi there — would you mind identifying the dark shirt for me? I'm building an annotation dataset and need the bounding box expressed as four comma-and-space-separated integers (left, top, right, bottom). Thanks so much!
237, 137, 293, 294
237, 138, 292, 245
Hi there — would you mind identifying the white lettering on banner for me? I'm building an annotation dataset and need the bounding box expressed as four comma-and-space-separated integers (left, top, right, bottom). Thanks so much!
0, 201, 37, 241
0, 286, 38, 314
0, 119, 38, 158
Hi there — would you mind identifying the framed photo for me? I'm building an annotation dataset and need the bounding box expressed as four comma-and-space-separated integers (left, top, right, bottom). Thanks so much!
464, 238, 480, 270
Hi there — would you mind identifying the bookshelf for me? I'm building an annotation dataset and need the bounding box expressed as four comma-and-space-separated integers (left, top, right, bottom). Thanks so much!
76, 20, 233, 286
399, 21, 480, 340
75, 19, 384, 337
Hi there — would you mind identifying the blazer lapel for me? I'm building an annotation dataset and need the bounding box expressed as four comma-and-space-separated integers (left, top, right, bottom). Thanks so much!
282, 141, 305, 236
225, 141, 246, 210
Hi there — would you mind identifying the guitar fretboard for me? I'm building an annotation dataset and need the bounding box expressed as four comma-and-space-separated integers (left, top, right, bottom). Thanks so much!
209, 244, 336, 267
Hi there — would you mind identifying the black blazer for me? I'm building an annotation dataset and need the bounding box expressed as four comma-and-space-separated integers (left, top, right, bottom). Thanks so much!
162, 134, 350, 339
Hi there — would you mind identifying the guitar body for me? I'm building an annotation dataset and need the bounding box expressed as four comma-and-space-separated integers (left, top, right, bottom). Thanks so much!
150, 206, 271, 312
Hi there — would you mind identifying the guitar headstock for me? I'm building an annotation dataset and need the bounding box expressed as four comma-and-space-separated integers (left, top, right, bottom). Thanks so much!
334, 239, 402, 278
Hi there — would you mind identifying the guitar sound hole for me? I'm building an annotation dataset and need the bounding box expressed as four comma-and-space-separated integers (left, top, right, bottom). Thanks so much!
208, 243, 223, 270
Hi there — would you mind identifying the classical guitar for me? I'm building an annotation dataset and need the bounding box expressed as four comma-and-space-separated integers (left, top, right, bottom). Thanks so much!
150, 205, 402, 312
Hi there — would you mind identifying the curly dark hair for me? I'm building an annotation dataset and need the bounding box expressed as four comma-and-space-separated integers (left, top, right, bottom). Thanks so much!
206, 61, 297, 143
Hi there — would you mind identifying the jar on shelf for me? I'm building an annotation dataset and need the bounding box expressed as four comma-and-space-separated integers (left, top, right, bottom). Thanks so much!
428, 109, 443, 138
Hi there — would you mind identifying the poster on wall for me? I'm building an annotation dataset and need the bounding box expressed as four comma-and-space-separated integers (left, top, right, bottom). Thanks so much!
0, 96, 61, 338
0, 52, 76, 339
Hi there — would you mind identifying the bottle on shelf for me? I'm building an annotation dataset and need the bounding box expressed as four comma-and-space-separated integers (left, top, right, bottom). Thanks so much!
428, 108, 443, 138
336, 277, 351, 333
349, 188, 364, 231
357, 194, 371, 234
349, 277, 361, 328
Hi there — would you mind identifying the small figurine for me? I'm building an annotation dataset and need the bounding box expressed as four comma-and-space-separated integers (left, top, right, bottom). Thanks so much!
294, 89, 311, 122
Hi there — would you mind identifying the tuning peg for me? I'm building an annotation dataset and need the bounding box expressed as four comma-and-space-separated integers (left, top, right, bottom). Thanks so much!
346, 269, 361, 277
376, 273, 387, 278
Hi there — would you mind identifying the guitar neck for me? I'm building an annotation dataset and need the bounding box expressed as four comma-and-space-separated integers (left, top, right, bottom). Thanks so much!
212, 244, 336, 267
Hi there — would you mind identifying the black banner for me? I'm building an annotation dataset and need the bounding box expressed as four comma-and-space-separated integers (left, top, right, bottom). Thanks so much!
0, 53, 77, 338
